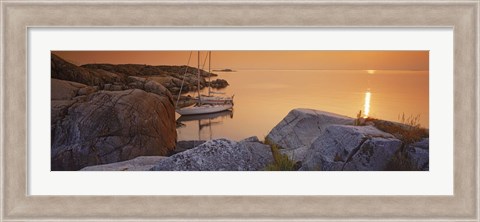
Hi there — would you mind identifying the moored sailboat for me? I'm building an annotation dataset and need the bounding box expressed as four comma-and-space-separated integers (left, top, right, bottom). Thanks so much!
176, 51, 233, 116
176, 103, 233, 115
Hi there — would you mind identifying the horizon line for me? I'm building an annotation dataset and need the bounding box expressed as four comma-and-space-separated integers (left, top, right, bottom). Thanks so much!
220, 68, 429, 71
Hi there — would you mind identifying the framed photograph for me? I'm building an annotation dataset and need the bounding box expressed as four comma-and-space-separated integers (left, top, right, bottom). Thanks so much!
48, 49, 430, 172
1, 0, 478, 221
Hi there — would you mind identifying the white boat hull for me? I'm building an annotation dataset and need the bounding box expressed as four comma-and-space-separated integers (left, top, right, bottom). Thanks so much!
196, 96, 234, 105
176, 104, 233, 116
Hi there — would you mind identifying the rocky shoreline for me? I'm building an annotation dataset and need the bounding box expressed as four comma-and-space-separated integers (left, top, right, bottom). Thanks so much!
51, 54, 428, 171
79, 109, 429, 171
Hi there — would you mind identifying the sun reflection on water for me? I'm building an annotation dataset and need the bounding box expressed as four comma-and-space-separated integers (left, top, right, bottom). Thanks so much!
364, 89, 371, 118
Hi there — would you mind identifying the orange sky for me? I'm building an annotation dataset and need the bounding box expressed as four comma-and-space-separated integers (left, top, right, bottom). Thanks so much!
52, 51, 429, 71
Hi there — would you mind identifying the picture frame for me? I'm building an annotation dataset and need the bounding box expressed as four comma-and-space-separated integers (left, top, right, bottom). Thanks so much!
1, 0, 478, 221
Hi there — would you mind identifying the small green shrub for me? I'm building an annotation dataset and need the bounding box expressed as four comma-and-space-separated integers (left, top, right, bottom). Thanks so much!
263, 138, 296, 171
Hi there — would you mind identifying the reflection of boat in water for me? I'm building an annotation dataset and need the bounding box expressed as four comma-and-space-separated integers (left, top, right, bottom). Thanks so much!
177, 110, 234, 140
177, 110, 233, 122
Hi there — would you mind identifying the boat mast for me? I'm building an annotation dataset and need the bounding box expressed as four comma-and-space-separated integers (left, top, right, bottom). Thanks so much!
197, 51, 202, 105
208, 51, 211, 96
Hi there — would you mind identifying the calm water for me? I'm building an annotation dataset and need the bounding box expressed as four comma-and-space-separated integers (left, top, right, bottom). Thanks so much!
176, 70, 429, 141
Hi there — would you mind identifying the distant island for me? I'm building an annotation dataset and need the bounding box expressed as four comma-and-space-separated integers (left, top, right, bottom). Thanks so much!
212, 68, 235, 72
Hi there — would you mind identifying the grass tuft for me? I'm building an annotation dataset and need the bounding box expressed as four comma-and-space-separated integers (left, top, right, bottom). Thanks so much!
263, 136, 297, 171
264, 136, 286, 150
366, 113, 428, 145
354, 110, 364, 126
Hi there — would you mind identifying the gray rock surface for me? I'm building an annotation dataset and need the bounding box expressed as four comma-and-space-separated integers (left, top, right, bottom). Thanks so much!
51, 89, 177, 171
266, 108, 354, 161
407, 138, 429, 170
411, 138, 429, 150
342, 137, 403, 171
300, 125, 402, 171
80, 156, 167, 171
407, 147, 429, 171
150, 139, 273, 171
279, 146, 310, 163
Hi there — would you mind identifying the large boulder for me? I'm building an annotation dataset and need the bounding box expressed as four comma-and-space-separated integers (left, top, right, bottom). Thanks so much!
300, 125, 402, 171
150, 138, 273, 171
51, 89, 177, 170
266, 108, 354, 161
80, 156, 167, 171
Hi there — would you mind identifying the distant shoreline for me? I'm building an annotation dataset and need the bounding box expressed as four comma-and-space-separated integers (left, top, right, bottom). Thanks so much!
212, 69, 235, 72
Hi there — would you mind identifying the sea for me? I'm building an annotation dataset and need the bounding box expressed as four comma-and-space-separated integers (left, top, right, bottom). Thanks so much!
176, 69, 429, 141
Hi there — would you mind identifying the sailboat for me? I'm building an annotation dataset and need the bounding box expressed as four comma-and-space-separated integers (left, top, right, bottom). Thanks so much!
195, 51, 234, 105
176, 51, 234, 116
